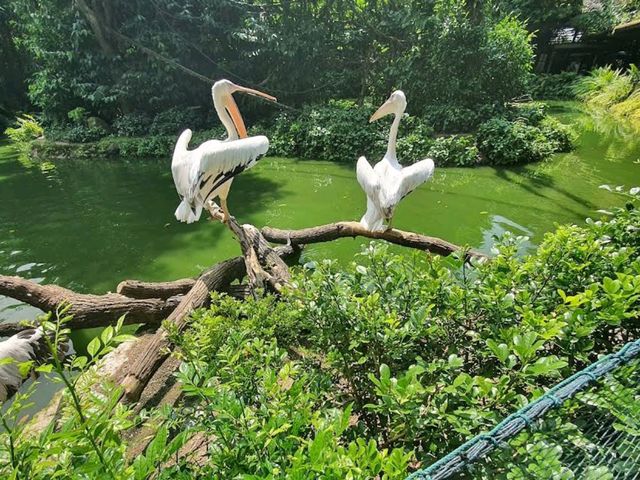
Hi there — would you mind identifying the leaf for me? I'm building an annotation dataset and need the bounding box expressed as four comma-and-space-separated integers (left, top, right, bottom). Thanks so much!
486, 339, 510, 364
35, 364, 54, 373
512, 331, 544, 364
87, 337, 101, 358
113, 334, 136, 344
602, 277, 621, 295
524, 356, 568, 377
17, 360, 34, 378
72, 356, 88, 370
447, 354, 463, 368
101, 326, 114, 345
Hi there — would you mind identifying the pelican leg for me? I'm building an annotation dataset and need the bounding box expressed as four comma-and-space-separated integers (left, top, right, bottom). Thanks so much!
385, 216, 394, 231
221, 197, 230, 224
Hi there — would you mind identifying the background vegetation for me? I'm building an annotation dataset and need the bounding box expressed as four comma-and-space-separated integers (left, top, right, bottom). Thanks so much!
2, 1, 595, 166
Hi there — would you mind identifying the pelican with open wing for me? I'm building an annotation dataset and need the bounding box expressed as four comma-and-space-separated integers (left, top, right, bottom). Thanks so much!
357, 90, 435, 231
172, 79, 276, 224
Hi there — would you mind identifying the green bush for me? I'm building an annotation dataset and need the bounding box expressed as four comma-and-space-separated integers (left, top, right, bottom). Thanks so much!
149, 106, 208, 136
112, 113, 152, 137
266, 100, 433, 164
162, 189, 640, 474
422, 103, 500, 133
573, 66, 634, 107
427, 135, 480, 167
506, 101, 548, 125
48, 124, 109, 143
529, 73, 580, 100
0, 190, 638, 478
67, 107, 87, 124
4, 114, 43, 144
477, 117, 554, 165
539, 116, 575, 153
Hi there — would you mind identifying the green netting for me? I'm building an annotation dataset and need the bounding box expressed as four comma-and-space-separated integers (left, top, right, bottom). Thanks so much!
409, 339, 640, 480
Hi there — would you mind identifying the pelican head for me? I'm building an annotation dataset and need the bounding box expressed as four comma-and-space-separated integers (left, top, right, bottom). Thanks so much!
369, 90, 407, 122
212, 79, 277, 139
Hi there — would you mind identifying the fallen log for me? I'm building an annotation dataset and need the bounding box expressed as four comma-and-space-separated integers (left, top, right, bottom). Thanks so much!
0, 276, 179, 336
262, 221, 487, 260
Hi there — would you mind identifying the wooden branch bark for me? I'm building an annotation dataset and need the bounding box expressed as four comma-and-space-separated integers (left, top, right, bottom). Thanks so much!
0, 276, 178, 336
116, 278, 196, 299
119, 244, 295, 402
262, 221, 487, 260
226, 217, 291, 294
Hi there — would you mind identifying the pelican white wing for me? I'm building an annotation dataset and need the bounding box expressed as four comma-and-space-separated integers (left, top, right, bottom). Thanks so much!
0, 328, 74, 401
357, 156, 385, 231
393, 158, 435, 205
172, 130, 269, 223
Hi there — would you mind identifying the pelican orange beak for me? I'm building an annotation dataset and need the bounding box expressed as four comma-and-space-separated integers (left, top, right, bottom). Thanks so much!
369, 97, 396, 122
232, 85, 277, 103
225, 83, 277, 139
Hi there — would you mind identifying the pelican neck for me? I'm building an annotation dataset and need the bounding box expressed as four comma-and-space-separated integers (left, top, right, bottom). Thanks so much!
214, 96, 239, 141
385, 112, 403, 161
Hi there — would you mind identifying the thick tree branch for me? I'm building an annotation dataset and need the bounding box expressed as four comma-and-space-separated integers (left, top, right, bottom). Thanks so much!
0, 276, 177, 336
262, 221, 487, 260
116, 278, 196, 299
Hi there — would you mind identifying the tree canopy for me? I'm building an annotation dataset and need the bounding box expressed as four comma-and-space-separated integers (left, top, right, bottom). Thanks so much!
5, 0, 535, 125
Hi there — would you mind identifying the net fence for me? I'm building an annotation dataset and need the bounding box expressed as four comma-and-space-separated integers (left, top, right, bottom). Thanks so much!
409, 339, 640, 480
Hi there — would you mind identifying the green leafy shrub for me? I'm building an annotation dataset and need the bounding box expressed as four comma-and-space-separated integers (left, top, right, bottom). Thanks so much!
161, 190, 640, 474
539, 116, 575, 153
48, 124, 109, 143
422, 104, 500, 133
529, 73, 580, 100
477, 117, 553, 165
506, 101, 548, 125
0, 310, 179, 479
266, 100, 433, 164
112, 113, 152, 137
573, 66, 634, 107
4, 115, 43, 144
67, 107, 87, 124
150, 106, 208, 136
427, 135, 480, 167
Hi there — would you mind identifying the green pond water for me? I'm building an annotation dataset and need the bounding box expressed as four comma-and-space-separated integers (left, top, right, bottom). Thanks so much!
1, 102, 639, 354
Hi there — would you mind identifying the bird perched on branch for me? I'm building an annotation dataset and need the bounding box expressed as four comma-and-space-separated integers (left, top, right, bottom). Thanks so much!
172, 79, 277, 224
0, 327, 74, 402
357, 90, 435, 232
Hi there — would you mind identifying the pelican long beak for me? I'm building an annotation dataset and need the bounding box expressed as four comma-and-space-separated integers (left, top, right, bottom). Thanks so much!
233, 85, 278, 103
370, 98, 395, 122
224, 95, 248, 139
225, 84, 277, 139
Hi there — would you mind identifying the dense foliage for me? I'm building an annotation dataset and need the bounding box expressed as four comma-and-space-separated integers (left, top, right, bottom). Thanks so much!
10, 98, 574, 167
5, 0, 533, 127
529, 73, 580, 100
163, 188, 640, 477
575, 65, 640, 128
1, 189, 638, 478
476, 104, 574, 165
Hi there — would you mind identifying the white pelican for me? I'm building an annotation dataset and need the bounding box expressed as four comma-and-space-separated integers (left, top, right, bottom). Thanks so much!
0, 327, 74, 402
172, 79, 277, 224
357, 90, 435, 231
